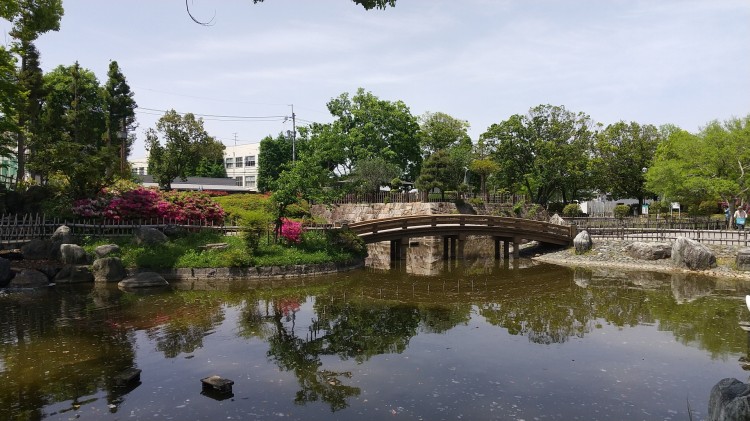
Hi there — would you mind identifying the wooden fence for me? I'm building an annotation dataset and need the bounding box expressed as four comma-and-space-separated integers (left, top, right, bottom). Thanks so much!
0, 214, 241, 246
566, 217, 749, 246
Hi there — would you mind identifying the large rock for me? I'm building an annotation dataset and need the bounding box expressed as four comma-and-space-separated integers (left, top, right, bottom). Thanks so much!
134, 227, 168, 246
21, 239, 54, 260
54, 265, 94, 284
92, 257, 127, 283
708, 378, 750, 421
573, 230, 592, 255
118, 272, 168, 288
51, 225, 73, 244
95, 244, 121, 258
549, 213, 568, 226
671, 237, 716, 270
0, 257, 13, 287
60, 244, 90, 265
736, 248, 750, 271
624, 242, 672, 260
11, 269, 49, 287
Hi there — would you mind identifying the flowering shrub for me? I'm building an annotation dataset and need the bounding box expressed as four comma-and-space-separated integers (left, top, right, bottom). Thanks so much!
279, 218, 303, 244
72, 186, 225, 224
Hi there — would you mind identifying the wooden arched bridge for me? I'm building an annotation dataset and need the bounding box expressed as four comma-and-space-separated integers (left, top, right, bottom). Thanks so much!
343, 215, 576, 260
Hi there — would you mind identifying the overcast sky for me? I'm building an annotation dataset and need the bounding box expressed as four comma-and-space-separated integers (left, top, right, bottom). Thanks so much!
3, 0, 749, 159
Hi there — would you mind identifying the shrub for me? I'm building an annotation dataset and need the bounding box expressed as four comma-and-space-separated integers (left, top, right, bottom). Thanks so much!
562, 203, 582, 217
300, 229, 329, 252
547, 202, 565, 214
613, 204, 631, 219
280, 218, 303, 244
327, 228, 367, 257
468, 197, 484, 206
698, 200, 719, 216
241, 211, 270, 253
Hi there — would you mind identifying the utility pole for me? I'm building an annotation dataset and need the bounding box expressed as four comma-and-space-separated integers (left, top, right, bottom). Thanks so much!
290, 104, 296, 162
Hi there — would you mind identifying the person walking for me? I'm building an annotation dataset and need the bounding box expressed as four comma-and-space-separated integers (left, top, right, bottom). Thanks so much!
735, 207, 747, 230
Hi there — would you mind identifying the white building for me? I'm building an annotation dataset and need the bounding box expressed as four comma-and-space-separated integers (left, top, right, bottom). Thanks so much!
223, 143, 260, 191
129, 143, 260, 192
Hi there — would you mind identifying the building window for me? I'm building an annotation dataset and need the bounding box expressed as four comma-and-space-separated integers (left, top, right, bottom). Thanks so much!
245, 155, 256, 167
138, 167, 145, 175
245, 175, 256, 189
225, 158, 233, 169
235, 176, 242, 186
235, 156, 243, 168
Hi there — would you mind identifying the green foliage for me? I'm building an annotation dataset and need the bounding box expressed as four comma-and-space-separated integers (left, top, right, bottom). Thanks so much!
591, 121, 662, 202
480, 105, 594, 205
513, 200, 525, 216
241, 211, 270, 253
326, 228, 367, 257
650, 201, 669, 214
547, 202, 564, 214
257, 133, 293, 193
352, 156, 401, 194
418, 111, 472, 157
562, 203, 582, 217
213, 193, 274, 221
613, 204, 631, 219
697, 200, 719, 216
102, 60, 137, 178
145, 110, 224, 190
645, 116, 750, 206
468, 197, 484, 207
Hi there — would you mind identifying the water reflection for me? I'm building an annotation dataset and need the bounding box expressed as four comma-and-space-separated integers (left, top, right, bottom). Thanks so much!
2, 258, 750, 420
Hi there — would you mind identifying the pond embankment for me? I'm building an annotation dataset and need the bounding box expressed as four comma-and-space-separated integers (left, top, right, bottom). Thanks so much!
531, 238, 750, 280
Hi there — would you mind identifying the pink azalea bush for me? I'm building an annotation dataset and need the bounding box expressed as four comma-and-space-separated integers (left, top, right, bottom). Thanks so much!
279, 218, 303, 244
72, 186, 226, 224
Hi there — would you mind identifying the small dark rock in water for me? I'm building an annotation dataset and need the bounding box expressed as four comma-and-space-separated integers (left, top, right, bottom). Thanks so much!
201, 375, 234, 394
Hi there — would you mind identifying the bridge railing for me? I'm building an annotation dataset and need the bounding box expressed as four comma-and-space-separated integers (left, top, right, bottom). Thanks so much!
346, 215, 575, 240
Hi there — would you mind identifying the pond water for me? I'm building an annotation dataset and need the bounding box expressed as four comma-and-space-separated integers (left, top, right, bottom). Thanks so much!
3, 242, 750, 420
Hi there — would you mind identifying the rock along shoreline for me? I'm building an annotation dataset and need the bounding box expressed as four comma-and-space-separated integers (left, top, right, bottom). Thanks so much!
531, 239, 750, 280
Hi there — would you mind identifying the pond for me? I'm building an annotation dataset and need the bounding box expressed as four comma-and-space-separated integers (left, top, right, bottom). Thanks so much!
2, 245, 750, 420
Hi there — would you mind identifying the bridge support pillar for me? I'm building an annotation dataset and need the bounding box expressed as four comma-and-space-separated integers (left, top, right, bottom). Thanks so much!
443, 236, 450, 259
494, 237, 501, 260
457, 234, 466, 260
504, 240, 510, 259
450, 236, 457, 260
390, 238, 409, 261
512, 237, 520, 259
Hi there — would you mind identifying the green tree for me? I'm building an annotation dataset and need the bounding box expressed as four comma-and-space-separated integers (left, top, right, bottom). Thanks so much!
481, 105, 594, 206
315, 88, 421, 183
591, 121, 662, 213
102, 60, 137, 178
351, 156, 401, 194
33, 63, 112, 198
645, 116, 750, 212
1, 0, 64, 184
0, 47, 18, 168
270, 159, 332, 238
418, 111, 472, 157
258, 132, 293, 193
145, 110, 224, 190
415, 150, 455, 200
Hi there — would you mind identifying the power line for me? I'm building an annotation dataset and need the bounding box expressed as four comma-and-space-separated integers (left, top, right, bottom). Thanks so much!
136, 107, 287, 121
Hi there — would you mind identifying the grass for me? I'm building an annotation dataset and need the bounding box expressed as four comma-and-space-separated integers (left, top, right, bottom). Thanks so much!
81, 229, 361, 270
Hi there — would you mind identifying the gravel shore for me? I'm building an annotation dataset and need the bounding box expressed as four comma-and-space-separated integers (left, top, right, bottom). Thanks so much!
530, 238, 750, 279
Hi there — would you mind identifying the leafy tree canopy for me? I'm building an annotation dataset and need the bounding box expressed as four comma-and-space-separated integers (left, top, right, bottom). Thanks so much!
145, 110, 224, 190
591, 121, 662, 208
418, 111, 472, 157
645, 115, 750, 208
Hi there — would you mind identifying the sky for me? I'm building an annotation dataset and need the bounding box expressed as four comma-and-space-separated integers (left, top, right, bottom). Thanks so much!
2, 0, 749, 159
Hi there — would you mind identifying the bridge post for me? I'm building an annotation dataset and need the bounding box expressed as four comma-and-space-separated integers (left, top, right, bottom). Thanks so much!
450, 236, 457, 260
494, 237, 501, 260
457, 234, 465, 259
504, 240, 510, 259
512, 236, 520, 259
399, 237, 408, 261
443, 236, 449, 259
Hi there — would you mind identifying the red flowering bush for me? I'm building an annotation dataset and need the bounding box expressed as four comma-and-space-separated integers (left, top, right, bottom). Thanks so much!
279, 218, 303, 244
72, 186, 225, 224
